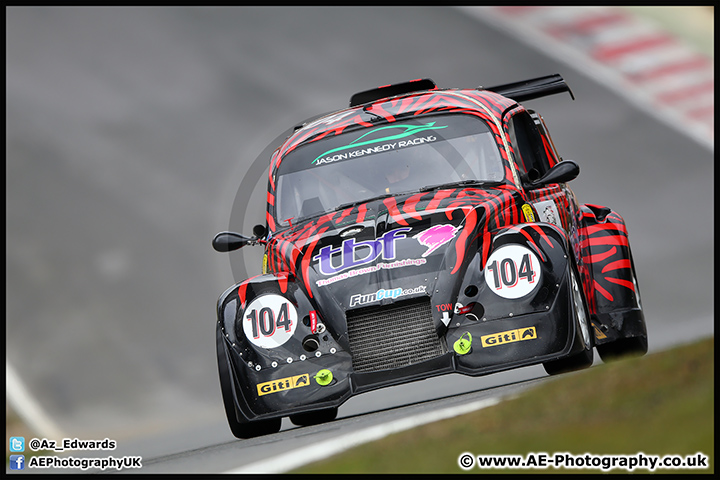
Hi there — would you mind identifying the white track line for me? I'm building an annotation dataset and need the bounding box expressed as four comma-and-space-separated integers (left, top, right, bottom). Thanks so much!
6, 360, 65, 440
226, 396, 501, 474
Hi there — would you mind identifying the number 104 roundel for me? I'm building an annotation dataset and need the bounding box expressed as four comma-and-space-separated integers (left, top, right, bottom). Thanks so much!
242, 294, 298, 349
484, 244, 541, 299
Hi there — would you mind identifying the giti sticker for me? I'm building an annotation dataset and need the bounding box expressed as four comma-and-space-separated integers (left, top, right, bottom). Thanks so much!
243, 294, 298, 349
484, 244, 542, 299
257, 374, 310, 396
481, 327, 537, 347
522, 204, 536, 222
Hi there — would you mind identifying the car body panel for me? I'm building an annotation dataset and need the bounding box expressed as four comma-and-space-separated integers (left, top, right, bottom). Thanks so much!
214, 75, 646, 431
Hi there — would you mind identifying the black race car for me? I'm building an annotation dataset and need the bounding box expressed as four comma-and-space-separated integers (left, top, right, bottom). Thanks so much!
213, 74, 648, 438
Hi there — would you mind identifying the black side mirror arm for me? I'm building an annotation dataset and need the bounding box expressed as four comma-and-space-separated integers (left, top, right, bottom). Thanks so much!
212, 232, 254, 252
212, 224, 268, 252
528, 160, 580, 188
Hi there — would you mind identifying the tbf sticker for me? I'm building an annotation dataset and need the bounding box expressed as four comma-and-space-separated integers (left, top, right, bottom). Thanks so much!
484, 244, 542, 299
243, 294, 298, 348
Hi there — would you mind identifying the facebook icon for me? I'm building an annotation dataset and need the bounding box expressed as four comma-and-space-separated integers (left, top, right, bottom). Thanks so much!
9, 455, 25, 470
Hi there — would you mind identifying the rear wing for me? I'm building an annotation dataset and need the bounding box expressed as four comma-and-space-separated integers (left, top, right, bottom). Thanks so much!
348, 74, 573, 108
484, 74, 574, 102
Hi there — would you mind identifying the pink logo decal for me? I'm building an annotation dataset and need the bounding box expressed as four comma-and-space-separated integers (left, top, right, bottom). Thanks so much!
414, 224, 459, 257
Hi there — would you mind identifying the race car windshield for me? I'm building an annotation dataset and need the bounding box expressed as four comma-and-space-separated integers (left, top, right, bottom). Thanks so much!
274, 114, 505, 226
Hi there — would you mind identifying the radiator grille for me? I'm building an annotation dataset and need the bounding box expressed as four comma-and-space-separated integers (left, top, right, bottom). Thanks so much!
346, 298, 445, 373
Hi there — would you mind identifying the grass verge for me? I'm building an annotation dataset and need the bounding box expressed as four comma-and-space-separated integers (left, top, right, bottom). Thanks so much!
294, 337, 714, 474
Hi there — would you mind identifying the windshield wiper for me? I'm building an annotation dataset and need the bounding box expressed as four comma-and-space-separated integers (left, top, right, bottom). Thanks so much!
419, 179, 502, 192
333, 180, 502, 212
334, 192, 395, 212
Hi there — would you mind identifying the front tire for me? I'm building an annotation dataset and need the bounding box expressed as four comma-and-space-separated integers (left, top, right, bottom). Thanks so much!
217, 325, 282, 439
544, 260, 594, 376
289, 407, 338, 427
597, 336, 648, 362
543, 347, 593, 376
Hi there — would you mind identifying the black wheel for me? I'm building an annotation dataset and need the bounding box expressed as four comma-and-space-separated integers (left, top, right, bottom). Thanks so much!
543, 347, 594, 376
216, 325, 282, 439
289, 407, 338, 427
597, 336, 648, 362
543, 261, 594, 376
228, 416, 282, 439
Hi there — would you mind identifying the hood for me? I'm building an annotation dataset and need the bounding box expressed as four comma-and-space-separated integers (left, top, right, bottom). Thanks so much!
268, 186, 526, 312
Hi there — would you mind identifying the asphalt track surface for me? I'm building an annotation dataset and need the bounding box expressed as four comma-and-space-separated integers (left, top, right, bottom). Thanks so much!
6, 6, 713, 473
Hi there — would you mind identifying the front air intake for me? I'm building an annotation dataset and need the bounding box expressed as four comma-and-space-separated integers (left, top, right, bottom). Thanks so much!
346, 297, 446, 373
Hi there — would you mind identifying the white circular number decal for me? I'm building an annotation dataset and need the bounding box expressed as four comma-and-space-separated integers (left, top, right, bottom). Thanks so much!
484, 245, 542, 299
243, 294, 298, 348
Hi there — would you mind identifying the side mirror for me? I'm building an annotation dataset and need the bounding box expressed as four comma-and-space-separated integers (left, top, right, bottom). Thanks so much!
529, 160, 579, 188
212, 232, 254, 252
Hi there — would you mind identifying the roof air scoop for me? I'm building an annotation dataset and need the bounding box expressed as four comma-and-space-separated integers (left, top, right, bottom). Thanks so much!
349, 78, 437, 107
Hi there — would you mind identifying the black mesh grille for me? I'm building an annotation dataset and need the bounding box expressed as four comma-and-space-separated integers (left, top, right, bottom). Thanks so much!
346, 297, 445, 373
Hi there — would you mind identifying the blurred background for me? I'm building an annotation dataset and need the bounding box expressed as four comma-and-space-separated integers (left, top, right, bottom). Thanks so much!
6, 6, 713, 458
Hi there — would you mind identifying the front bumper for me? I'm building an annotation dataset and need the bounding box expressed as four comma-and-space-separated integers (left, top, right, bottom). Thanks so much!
220, 269, 585, 422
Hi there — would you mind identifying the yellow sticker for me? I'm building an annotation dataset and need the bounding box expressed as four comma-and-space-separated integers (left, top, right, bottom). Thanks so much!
481, 327, 537, 348
257, 374, 310, 396
522, 204, 536, 222
593, 325, 607, 340
262, 254, 268, 274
